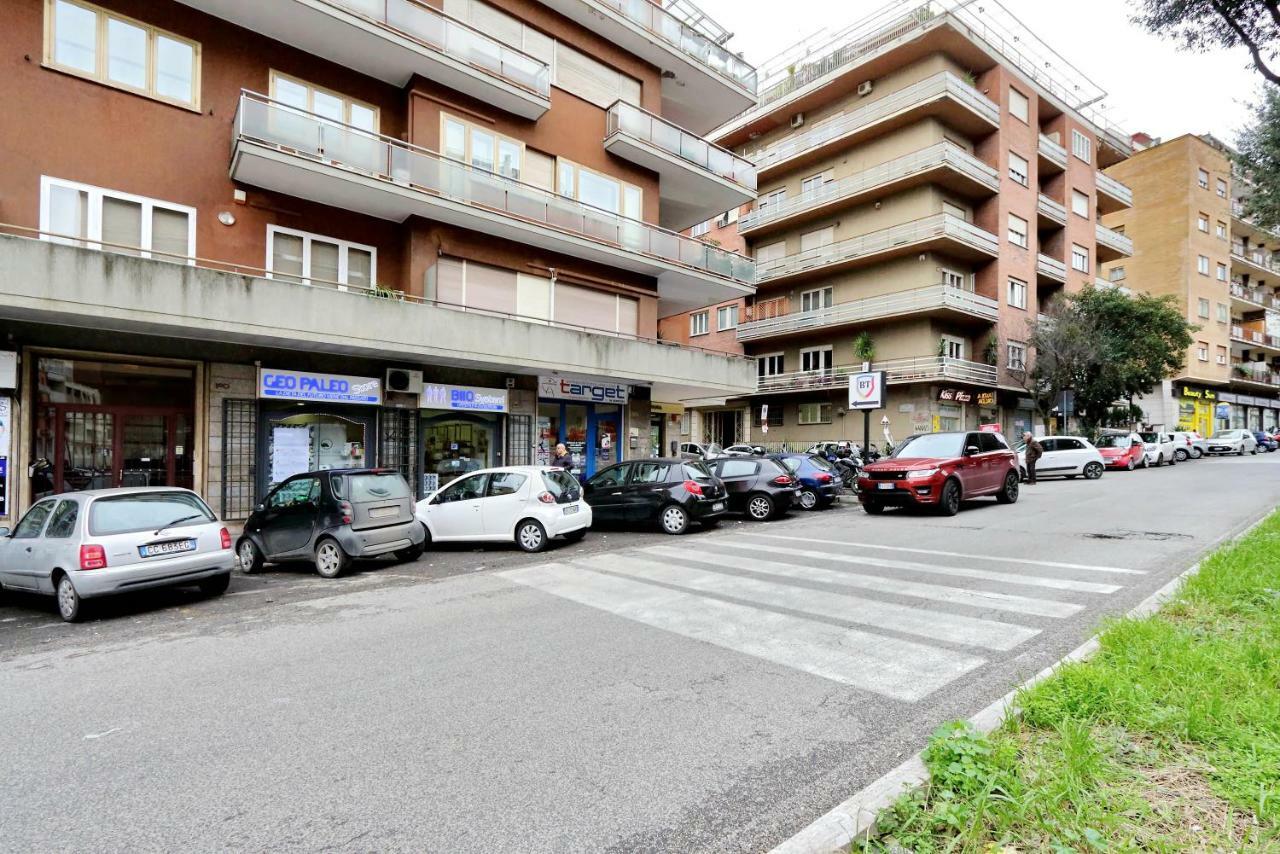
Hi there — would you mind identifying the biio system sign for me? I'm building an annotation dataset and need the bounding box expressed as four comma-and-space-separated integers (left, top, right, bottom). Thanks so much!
421, 383, 508, 413
848, 371, 886, 411
258, 369, 383, 405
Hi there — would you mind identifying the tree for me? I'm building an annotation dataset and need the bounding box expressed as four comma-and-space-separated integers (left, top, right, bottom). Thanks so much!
1130, 0, 1280, 84
1234, 86, 1280, 228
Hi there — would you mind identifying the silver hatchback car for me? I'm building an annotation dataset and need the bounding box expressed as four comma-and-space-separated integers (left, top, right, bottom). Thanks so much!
0, 488, 236, 622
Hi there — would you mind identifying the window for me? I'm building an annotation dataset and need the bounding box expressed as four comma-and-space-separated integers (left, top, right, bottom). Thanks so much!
268, 225, 375, 289
553, 41, 641, 110
1007, 341, 1027, 371
1009, 86, 1029, 122
12, 500, 55, 539
1071, 189, 1089, 218
557, 159, 641, 218
1008, 213, 1028, 248
942, 201, 969, 221
442, 114, 525, 180
690, 220, 710, 238
45, 500, 81, 538
1198, 298, 1210, 318
45, 0, 200, 109
1071, 243, 1089, 273
800, 347, 833, 373
1216, 345, 1228, 364
1008, 151, 1028, 186
486, 472, 528, 497
1217, 302, 1229, 323
1007, 276, 1027, 309
689, 311, 709, 336
798, 402, 832, 425
940, 334, 965, 360
719, 459, 758, 479
1216, 221, 1228, 239
753, 401, 783, 427
1197, 212, 1210, 233
1109, 265, 1126, 281
716, 305, 738, 330
1198, 168, 1210, 190
941, 268, 968, 290
757, 353, 784, 378
1217, 263, 1228, 282
273, 72, 378, 131
800, 226, 835, 252
40, 175, 195, 259
587, 463, 631, 488
800, 287, 833, 312
436, 472, 489, 503
979, 432, 1009, 452
759, 188, 788, 211
1071, 129, 1091, 163
756, 241, 787, 263
801, 170, 833, 193
1196, 342, 1209, 362
1216, 177, 1227, 198
1197, 254, 1210, 275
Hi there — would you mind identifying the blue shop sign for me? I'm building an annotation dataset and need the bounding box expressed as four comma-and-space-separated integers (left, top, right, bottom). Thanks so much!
420, 383, 508, 413
258, 368, 383, 405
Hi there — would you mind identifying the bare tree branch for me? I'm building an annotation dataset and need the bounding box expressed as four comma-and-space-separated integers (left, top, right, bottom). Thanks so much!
1208, 0, 1280, 83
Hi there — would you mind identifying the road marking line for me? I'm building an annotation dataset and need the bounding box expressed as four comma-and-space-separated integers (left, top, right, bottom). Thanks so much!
744, 534, 1143, 574
643, 546, 1082, 619
576, 556, 1038, 651
502, 563, 984, 701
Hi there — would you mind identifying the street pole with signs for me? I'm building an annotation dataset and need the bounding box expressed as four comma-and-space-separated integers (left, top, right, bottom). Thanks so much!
848, 369, 887, 460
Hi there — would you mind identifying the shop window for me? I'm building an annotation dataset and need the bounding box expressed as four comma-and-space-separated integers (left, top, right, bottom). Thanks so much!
442, 113, 522, 179
422, 413, 497, 490
40, 175, 195, 259
937, 405, 962, 432
267, 225, 375, 290
265, 412, 367, 489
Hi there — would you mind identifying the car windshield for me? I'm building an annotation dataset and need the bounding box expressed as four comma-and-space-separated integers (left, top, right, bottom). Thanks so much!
806, 455, 834, 471
541, 470, 580, 499
683, 462, 714, 481
891, 433, 965, 459
1097, 435, 1132, 449
1137, 432, 1159, 442
1210, 430, 1238, 439
89, 492, 215, 536
333, 472, 410, 502
705, 444, 724, 456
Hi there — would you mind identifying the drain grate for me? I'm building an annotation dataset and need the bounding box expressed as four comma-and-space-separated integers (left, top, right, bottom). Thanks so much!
1086, 530, 1194, 542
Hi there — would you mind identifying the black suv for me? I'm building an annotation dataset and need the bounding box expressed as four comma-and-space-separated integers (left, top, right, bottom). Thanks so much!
708, 456, 798, 520
238, 468, 425, 578
583, 458, 727, 534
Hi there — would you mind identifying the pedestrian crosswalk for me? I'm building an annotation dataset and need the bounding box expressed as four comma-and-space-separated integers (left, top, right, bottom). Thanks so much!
499, 533, 1144, 703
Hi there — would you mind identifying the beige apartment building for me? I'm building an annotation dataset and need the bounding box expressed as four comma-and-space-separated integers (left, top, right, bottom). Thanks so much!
662, 0, 1134, 448
1101, 134, 1280, 434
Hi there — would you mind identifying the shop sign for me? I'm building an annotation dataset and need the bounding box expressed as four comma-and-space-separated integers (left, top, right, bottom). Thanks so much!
848, 371, 886, 410
1180, 386, 1217, 401
420, 383, 508, 413
979, 423, 1002, 433
976, 391, 996, 406
538, 376, 628, 403
258, 369, 382, 405
938, 388, 972, 404
1215, 403, 1231, 419
0, 352, 15, 389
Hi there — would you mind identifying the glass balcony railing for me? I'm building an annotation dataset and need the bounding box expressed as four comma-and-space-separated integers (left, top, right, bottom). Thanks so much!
327, 0, 550, 97
233, 92, 753, 284
605, 100, 756, 190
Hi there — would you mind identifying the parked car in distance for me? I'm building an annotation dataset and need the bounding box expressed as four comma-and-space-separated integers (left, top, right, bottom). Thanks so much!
239, 468, 424, 579
678, 442, 725, 461
583, 459, 727, 534
769, 453, 841, 510
1096, 432, 1147, 470
722, 444, 767, 457
1016, 436, 1105, 480
858, 431, 1019, 516
1137, 431, 1177, 466
415, 466, 589, 553
1169, 431, 1205, 461
1206, 429, 1258, 456
708, 456, 798, 520
0, 488, 236, 622
1252, 430, 1278, 453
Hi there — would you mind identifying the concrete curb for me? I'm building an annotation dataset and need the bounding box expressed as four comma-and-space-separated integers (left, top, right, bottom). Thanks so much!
769, 509, 1275, 854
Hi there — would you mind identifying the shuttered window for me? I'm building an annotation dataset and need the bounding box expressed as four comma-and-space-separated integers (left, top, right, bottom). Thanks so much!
524, 148, 554, 191
554, 41, 641, 109
40, 175, 195, 259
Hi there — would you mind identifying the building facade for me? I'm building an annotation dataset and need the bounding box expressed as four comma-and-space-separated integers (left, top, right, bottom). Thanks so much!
0, 0, 759, 523
662, 0, 1134, 449
1101, 134, 1280, 434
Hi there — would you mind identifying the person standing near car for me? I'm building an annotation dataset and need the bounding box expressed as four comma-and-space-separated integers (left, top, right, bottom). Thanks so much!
551, 442, 574, 472
1023, 431, 1043, 484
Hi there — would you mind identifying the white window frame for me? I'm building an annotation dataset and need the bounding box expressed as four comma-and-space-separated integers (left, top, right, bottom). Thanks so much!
1008, 213, 1028, 248
1007, 340, 1027, 371
941, 268, 968, 290
39, 174, 196, 261
940, 334, 965, 360
272, 70, 379, 131
1197, 168, 1210, 190
1216, 220, 1227, 239
1197, 212, 1210, 233
1008, 151, 1028, 186
556, 157, 641, 218
1198, 298, 1210, 319
1109, 265, 1126, 282
1071, 189, 1089, 218
1071, 129, 1091, 163
266, 224, 377, 290
716, 304, 737, 331
800, 345, 833, 374
689, 310, 709, 336
1216, 177, 1228, 198
1071, 243, 1089, 273
443, 112, 525, 180
1009, 86, 1028, 122
1197, 254, 1210, 276
1216, 346, 1227, 365
800, 170, 833, 194
690, 220, 710, 238
757, 352, 784, 378
759, 188, 787, 209
798, 402, 832, 425
1216, 262, 1228, 282
799, 286, 834, 313
1007, 276, 1027, 310
1217, 302, 1229, 323
1196, 343, 1209, 362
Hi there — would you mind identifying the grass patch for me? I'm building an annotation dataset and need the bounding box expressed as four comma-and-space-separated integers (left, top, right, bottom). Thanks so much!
860, 513, 1280, 852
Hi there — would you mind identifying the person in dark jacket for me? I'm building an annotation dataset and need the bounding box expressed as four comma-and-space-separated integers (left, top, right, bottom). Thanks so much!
551, 443, 574, 471
1023, 431, 1044, 484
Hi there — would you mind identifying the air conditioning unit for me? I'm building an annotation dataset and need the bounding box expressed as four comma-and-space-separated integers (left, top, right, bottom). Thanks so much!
857, 79, 874, 96
790, 112, 805, 129
385, 368, 424, 395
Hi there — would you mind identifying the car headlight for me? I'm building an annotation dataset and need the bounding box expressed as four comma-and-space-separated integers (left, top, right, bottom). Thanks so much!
905, 468, 939, 479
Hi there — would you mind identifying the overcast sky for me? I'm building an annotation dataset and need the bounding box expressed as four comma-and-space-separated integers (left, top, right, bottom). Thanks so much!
698, 0, 1265, 144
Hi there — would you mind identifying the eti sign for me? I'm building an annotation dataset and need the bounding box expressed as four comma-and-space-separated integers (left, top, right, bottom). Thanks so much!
848, 370, 886, 410
537, 376, 629, 404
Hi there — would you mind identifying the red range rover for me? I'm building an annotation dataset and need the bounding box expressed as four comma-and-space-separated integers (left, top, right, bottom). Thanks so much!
857, 431, 1021, 516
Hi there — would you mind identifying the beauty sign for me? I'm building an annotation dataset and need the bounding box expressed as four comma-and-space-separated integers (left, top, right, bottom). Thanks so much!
848, 371, 886, 411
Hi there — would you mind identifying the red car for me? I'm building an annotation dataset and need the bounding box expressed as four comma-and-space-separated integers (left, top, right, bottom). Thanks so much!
1096, 432, 1146, 470
857, 431, 1020, 516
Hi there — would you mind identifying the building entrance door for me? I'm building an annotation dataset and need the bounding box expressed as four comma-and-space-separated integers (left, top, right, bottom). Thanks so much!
46, 406, 194, 496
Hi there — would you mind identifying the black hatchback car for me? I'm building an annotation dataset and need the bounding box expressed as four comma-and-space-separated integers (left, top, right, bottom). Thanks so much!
708, 456, 799, 520
769, 453, 842, 510
238, 468, 425, 578
582, 458, 728, 534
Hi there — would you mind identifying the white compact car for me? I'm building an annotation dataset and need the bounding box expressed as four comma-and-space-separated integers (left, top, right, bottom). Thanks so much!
415, 466, 591, 553
1169, 431, 1205, 461
1017, 436, 1106, 480
1206, 429, 1259, 456
1137, 431, 1177, 466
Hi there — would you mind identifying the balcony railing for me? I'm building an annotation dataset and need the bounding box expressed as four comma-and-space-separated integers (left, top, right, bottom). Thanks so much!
1230, 281, 1278, 308
232, 92, 753, 284
605, 100, 756, 190
736, 283, 997, 341
1095, 170, 1133, 207
1231, 250, 1280, 275
738, 141, 997, 233
1037, 254, 1067, 282
748, 72, 999, 173
1232, 361, 1280, 386
756, 355, 997, 393
1095, 222, 1134, 255
1038, 134, 1067, 169
1232, 325, 1280, 349
1037, 194, 1066, 226
754, 213, 998, 283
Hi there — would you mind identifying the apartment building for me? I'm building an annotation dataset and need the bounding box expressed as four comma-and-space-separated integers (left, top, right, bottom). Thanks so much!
1101, 134, 1280, 434
0, 0, 759, 523
662, 0, 1134, 448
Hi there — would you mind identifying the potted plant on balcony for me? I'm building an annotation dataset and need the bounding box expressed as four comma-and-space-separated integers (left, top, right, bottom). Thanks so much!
981, 335, 999, 366
852, 331, 875, 367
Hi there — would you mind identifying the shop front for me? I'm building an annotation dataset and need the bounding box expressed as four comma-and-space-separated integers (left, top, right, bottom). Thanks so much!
536, 376, 626, 478
935, 387, 997, 433
419, 381, 509, 494
1174, 384, 1218, 436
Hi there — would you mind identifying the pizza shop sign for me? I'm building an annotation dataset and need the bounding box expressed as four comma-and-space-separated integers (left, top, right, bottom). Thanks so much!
938, 388, 996, 406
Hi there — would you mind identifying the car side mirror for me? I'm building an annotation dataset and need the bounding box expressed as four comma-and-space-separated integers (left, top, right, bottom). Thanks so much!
253, 503, 265, 513
964, 445, 980, 456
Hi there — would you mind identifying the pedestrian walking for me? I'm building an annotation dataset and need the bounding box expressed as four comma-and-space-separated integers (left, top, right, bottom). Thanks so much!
551, 442, 574, 472
1023, 431, 1043, 484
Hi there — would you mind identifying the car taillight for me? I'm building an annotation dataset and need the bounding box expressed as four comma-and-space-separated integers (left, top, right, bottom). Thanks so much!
219, 527, 232, 549
683, 479, 704, 497
771, 475, 792, 486
816, 472, 833, 484
537, 491, 557, 504
339, 500, 353, 524
79, 544, 107, 570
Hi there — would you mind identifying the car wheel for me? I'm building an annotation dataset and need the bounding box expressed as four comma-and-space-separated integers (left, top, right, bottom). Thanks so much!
1126, 458, 1135, 471
1141, 455, 1150, 468
996, 471, 1020, 504
515, 519, 548, 552
394, 542, 425, 562
1192, 448, 1203, 459
563, 529, 587, 543
862, 501, 885, 515
1175, 449, 1189, 462
1251, 447, 1259, 455
237, 538, 263, 574
747, 494, 774, 521
198, 572, 231, 597
1157, 454, 1165, 467
314, 538, 349, 579
55, 574, 84, 623
938, 479, 962, 516
797, 488, 819, 511
1084, 462, 1104, 480
659, 504, 690, 535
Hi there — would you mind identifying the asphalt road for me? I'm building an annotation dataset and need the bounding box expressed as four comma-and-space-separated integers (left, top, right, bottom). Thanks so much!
2, 454, 1278, 853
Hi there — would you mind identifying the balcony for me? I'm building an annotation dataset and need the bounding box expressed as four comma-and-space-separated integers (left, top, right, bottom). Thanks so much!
603, 101, 755, 231
532, 0, 755, 134
1036, 254, 1067, 284
1230, 281, 1278, 310
738, 141, 998, 237
1095, 171, 1133, 214
1232, 361, 1280, 387
747, 72, 1000, 180
1231, 324, 1280, 353
756, 356, 998, 395
736, 284, 998, 342
1231, 200, 1280, 245
754, 214, 999, 286
1095, 222, 1134, 261
177, 0, 551, 119
230, 93, 753, 313
1231, 250, 1279, 278
1036, 194, 1066, 229
1037, 134, 1067, 174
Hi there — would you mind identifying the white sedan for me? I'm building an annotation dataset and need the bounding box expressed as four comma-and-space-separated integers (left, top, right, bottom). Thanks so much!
415, 466, 591, 553
1017, 436, 1106, 480
1137, 431, 1177, 466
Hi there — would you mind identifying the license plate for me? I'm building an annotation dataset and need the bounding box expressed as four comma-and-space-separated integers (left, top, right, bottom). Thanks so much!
368, 506, 398, 518
563, 504, 579, 515
877, 482, 896, 491
139, 539, 196, 558
712, 502, 725, 511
